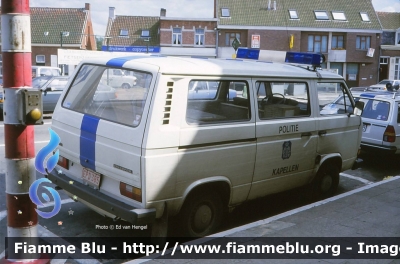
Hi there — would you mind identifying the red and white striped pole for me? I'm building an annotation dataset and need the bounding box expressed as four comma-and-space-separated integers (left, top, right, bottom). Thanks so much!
1, 0, 46, 263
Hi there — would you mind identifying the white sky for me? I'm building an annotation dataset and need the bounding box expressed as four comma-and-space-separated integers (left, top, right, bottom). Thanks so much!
30, 0, 400, 37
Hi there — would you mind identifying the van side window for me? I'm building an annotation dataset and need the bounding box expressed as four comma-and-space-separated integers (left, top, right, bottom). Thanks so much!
62, 64, 152, 127
318, 82, 353, 115
186, 80, 250, 124
256, 81, 309, 119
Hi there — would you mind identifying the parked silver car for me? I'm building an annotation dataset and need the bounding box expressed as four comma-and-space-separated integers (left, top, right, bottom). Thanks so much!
369, 79, 400, 91
321, 89, 400, 155
33, 76, 70, 113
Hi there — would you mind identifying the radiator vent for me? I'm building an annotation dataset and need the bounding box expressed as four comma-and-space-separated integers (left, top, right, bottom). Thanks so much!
163, 82, 174, 124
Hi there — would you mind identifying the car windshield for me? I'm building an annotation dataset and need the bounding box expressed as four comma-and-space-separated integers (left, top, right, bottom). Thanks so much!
32, 76, 52, 88
378, 80, 391, 85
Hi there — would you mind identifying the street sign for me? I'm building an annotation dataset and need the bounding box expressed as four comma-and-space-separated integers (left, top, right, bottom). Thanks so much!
251, 35, 260, 49
232, 37, 241, 51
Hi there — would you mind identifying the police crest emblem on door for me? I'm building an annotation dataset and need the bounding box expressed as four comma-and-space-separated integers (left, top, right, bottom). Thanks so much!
282, 141, 291, 160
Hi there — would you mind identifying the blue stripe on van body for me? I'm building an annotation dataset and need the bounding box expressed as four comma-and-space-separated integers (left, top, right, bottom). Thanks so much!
80, 115, 100, 171
106, 56, 148, 67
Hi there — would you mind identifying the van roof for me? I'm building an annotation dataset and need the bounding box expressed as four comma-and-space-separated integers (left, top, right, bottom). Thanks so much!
79, 55, 343, 80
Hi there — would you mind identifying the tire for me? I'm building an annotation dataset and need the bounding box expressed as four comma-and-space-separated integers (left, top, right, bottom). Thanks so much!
121, 83, 131, 89
312, 163, 339, 199
180, 191, 224, 237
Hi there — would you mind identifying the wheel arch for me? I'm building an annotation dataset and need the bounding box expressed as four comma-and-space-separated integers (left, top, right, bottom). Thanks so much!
179, 177, 232, 213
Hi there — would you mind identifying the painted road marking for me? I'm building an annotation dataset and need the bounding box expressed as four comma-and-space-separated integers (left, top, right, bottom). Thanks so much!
340, 172, 373, 184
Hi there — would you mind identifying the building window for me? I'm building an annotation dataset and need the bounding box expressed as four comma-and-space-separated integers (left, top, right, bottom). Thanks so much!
172, 28, 182, 45
380, 57, 389, 64
221, 8, 230, 17
195, 28, 204, 46
356, 36, 371, 50
332, 11, 346, 20
119, 29, 129, 37
36, 55, 45, 63
396, 31, 400, 45
314, 10, 329, 20
225, 33, 241, 47
289, 10, 298, 19
332, 35, 344, 49
360, 12, 370, 22
141, 29, 150, 38
307, 35, 328, 53
395, 58, 400, 80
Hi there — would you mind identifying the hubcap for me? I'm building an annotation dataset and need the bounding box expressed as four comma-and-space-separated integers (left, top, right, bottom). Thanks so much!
193, 204, 212, 231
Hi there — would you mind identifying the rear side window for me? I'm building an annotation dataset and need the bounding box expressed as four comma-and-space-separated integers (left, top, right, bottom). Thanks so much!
361, 99, 390, 121
62, 64, 152, 127
186, 80, 250, 124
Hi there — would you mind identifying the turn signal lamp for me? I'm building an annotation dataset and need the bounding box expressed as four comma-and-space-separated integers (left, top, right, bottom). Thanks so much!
120, 182, 142, 202
383, 125, 396, 142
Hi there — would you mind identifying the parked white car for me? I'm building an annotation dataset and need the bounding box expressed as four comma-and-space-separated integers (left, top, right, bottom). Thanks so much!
321, 89, 400, 155
369, 79, 400, 91
101, 69, 137, 89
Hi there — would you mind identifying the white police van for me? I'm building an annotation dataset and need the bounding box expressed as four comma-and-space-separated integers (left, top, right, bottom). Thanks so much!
48, 53, 364, 237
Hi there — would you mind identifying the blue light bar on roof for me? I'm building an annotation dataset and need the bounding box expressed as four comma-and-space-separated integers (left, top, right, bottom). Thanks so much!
285, 52, 324, 67
236, 48, 260, 60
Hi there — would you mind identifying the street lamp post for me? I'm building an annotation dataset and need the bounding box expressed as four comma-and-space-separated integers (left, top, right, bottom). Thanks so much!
141, 29, 150, 54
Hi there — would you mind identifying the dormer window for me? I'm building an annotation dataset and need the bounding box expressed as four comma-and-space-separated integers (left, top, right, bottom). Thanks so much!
314, 10, 329, 20
141, 29, 150, 38
360, 12, 370, 22
221, 8, 230, 17
289, 10, 298, 19
332, 11, 346, 21
119, 29, 129, 36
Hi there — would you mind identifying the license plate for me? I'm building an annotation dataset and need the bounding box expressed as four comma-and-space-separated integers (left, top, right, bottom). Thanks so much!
82, 168, 101, 189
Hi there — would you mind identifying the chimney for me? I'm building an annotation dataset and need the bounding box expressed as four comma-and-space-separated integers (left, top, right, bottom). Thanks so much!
160, 8, 166, 17
268, 0, 271, 10
109, 7, 116, 20
85, 3, 90, 10
273, 0, 276, 10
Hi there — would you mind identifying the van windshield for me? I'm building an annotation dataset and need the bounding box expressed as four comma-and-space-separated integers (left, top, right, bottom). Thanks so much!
62, 64, 152, 127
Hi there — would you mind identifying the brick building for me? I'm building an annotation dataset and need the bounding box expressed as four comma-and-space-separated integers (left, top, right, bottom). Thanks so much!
0, 3, 97, 76
376, 12, 400, 81
104, 7, 218, 57
216, 0, 382, 87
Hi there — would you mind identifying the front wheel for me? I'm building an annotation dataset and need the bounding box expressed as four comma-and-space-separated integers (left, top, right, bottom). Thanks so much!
180, 191, 223, 237
312, 163, 339, 199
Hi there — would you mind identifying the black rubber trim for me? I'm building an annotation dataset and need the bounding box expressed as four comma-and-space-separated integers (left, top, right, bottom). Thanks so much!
179, 138, 256, 150
360, 143, 397, 154
47, 171, 156, 225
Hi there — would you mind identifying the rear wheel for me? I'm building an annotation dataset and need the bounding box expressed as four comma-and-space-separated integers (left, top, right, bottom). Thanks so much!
121, 83, 131, 89
180, 191, 223, 237
312, 163, 339, 199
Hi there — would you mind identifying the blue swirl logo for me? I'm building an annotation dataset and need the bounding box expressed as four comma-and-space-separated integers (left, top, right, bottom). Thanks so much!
35, 128, 60, 175
31, 128, 62, 218
29, 178, 61, 218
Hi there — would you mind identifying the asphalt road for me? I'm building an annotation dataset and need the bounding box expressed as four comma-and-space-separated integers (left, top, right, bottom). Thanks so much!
1, 117, 399, 263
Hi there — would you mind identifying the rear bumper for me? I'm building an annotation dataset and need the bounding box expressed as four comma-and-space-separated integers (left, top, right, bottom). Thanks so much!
47, 171, 156, 225
360, 143, 397, 155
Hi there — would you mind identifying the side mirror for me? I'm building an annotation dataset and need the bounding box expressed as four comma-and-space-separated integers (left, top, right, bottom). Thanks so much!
353, 101, 364, 116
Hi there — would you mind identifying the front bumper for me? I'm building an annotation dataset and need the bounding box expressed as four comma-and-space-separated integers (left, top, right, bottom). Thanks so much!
47, 171, 156, 225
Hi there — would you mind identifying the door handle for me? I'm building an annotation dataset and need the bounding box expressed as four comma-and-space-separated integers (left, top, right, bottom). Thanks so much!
301, 132, 312, 137
318, 130, 327, 136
